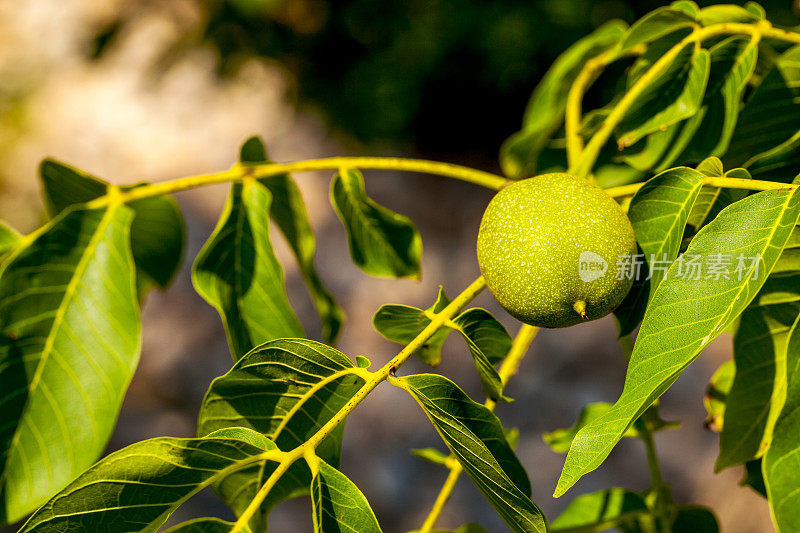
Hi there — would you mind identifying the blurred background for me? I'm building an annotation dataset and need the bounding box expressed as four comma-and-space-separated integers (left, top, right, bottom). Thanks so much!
2, 0, 800, 531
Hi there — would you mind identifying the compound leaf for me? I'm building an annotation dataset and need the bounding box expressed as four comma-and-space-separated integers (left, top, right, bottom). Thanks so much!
330, 168, 421, 278
556, 187, 800, 497
192, 180, 303, 360
620, 2, 697, 53
0, 205, 141, 524
394, 373, 545, 533
240, 137, 344, 343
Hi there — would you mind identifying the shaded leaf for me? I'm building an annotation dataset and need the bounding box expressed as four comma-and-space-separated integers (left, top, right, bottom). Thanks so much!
672, 505, 719, 533
550, 488, 648, 532
687, 163, 751, 234
452, 308, 512, 401
616, 44, 710, 148
240, 137, 344, 343
764, 312, 800, 531
726, 45, 800, 171
372, 287, 452, 366
740, 458, 767, 498
310, 458, 381, 533
0, 205, 140, 524
39, 159, 185, 289
718, 273, 800, 469
557, 187, 800, 496
330, 168, 421, 278
703, 359, 735, 432
163, 518, 238, 533
410, 447, 451, 466
500, 21, 627, 178
18, 428, 276, 532
393, 374, 545, 533
192, 180, 303, 360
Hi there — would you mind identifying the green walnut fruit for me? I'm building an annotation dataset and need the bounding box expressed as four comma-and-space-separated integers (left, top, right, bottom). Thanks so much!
477, 173, 637, 328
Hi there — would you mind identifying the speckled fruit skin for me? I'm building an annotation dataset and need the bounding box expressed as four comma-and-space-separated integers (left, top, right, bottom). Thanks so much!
477, 173, 637, 328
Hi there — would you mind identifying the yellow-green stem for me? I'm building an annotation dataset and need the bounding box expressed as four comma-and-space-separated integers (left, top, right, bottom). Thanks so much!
605, 176, 798, 199
569, 22, 800, 178
230, 276, 487, 533
85, 157, 508, 209
417, 324, 539, 533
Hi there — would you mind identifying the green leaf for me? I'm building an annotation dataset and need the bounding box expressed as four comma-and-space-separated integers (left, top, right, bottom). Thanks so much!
393, 374, 545, 533
452, 308, 512, 401
545, 403, 619, 454
687, 163, 751, 234
696, 4, 762, 25
410, 524, 491, 533
310, 458, 382, 533
703, 359, 735, 432
198, 339, 366, 526
0, 204, 141, 524
614, 167, 705, 336
672, 505, 719, 533
0, 221, 21, 261
718, 274, 800, 469
372, 287, 452, 366
616, 44, 710, 148
18, 428, 276, 532
726, 45, 800, 171
556, 187, 800, 497
39, 159, 185, 289
163, 518, 238, 533
550, 488, 648, 532
675, 36, 759, 163
741, 458, 767, 498
192, 180, 304, 360
240, 136, 344, 343
410, 447, 451, 466
500, 21, 627, 178
619, 2, 697, 53
764, 312, 800, 531
330, 168, 421, 278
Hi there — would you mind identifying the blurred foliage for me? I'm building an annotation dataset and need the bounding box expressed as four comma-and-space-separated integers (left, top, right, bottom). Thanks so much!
91, 0, 800, 156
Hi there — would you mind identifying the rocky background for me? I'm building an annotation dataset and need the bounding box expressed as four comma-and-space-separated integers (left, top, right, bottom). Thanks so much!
3, 1, 797, 531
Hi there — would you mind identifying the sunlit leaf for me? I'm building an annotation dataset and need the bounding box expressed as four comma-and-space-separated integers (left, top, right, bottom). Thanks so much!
556, 187, 800, 497
687, 162, 751, 234
330, 168, 421, 278
18, 428, 277, 532
0, 205, 141, 524
696, 4, 762, 25
0, 221, 21, 261
500, 21, 627, 178
394, 373, 545, 533
240, 137, 344, 343
310, 458, 381, 533
192, 180, 304, 360
550, 488, 648, 532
